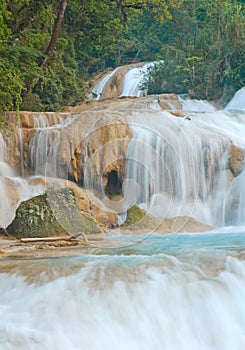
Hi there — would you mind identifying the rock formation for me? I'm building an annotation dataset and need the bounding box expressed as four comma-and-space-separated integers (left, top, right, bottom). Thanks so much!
7, 187, 100, 238
229, 144, 245, 177
1, 93, 245, 231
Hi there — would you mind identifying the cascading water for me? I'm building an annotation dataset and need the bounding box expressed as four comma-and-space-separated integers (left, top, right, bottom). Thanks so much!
0, 113, 74, 228
179, 96, 217, 113
1, 230, 245, 350
120, 62, 155, 97
124, 108, 245, 227
0, 133, 46, 228
1, 83, 245, 350
91, 68, 119, 100
28, 114, 72, 177
29, 115, 61, 176
90, 62, 161, 100
225, 87, 245, 111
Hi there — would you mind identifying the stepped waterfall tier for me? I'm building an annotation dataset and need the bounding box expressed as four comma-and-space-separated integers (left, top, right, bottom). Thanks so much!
125, 110, 245, 227
0, 80, 245, 349
1, 93, 244, 230
90, 62, 158, 100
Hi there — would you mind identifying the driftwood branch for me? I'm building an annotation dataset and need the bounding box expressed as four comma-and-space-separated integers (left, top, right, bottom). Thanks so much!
20, 231, 88, 243
20, 236, 80, 243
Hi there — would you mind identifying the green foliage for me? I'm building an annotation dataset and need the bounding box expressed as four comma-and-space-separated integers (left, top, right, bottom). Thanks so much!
0, 114, 10, 133
0, 0, 243, 113
0, 53, 24, 112
0, 0, 183, 113
142, 0, 245, 101
0, 1, 11, 42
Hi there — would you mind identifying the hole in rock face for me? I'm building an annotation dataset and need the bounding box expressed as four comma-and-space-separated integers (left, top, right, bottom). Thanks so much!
105, 170, 122, 197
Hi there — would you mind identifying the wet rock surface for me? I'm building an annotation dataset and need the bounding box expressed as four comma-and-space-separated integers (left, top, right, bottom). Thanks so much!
7, 187, 100, 238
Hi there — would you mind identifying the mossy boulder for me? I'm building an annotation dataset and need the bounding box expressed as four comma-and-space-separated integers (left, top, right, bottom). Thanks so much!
7, 187, 100, 238
121, 205, 147, 228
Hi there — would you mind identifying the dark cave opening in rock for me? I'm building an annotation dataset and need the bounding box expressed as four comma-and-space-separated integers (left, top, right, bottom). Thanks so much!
105, 170, 122, 197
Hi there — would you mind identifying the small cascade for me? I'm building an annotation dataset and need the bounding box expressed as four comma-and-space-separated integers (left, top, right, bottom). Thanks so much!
124, 110, 245, 226
0, 133, 46, 228
90, 62, 161, 100
18, 128, 25, 176
179, 96, 217, 113
0, 133, 16, 177
225, 87, 245, 111
91, 68, 118, 100
0, 134, 17, 227
29, 114, 64, 176
120, 63, 153, 97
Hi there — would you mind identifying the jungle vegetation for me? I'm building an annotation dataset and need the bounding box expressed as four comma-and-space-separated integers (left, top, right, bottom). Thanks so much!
0, 0, 244, 112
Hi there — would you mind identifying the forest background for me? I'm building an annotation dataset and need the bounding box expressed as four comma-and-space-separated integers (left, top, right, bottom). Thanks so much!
0, 0, 244, 113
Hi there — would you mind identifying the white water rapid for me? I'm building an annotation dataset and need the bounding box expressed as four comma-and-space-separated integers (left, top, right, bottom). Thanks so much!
1, 231, 245, 350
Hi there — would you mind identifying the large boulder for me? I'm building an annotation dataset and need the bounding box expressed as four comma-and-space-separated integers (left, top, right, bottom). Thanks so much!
7, 188, 100, 238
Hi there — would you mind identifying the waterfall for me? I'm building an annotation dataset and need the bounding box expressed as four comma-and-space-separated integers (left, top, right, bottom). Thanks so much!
179, 96, 217, 113
120, 62, 163, 97
0, 133, 46, 228
29, 114, 67, 177
91, 68, 119, 100
2, 88, 245, 230
0, 133, 17, 227
124, 110, 245, 226
1, 88, 245, 350
90, 62, 162, 100
120, 63, 154, 97
18, 128, 25, 176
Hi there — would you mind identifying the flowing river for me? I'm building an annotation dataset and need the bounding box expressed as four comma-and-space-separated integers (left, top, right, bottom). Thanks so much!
0, 228, 245, 350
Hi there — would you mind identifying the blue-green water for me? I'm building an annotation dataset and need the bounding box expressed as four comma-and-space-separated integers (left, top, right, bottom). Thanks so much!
103, 227, 245, 255
0, 228, 245, 350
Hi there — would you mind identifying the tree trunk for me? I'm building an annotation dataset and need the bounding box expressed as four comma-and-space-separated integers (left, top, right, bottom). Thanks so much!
40, 0, 69, 70
22, 0, 68, 96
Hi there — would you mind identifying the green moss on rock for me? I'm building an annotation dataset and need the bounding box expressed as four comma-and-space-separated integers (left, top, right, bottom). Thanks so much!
7, 187, 99, 238
121, 205, 147, 228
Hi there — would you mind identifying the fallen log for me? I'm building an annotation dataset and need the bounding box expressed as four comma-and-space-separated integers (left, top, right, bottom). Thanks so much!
20, 236, 80, 243
20, 232, 103, 243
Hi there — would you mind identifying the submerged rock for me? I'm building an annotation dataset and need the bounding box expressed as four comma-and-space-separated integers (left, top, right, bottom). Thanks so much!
119, 206, 213, 234
7, 188, 100, 238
